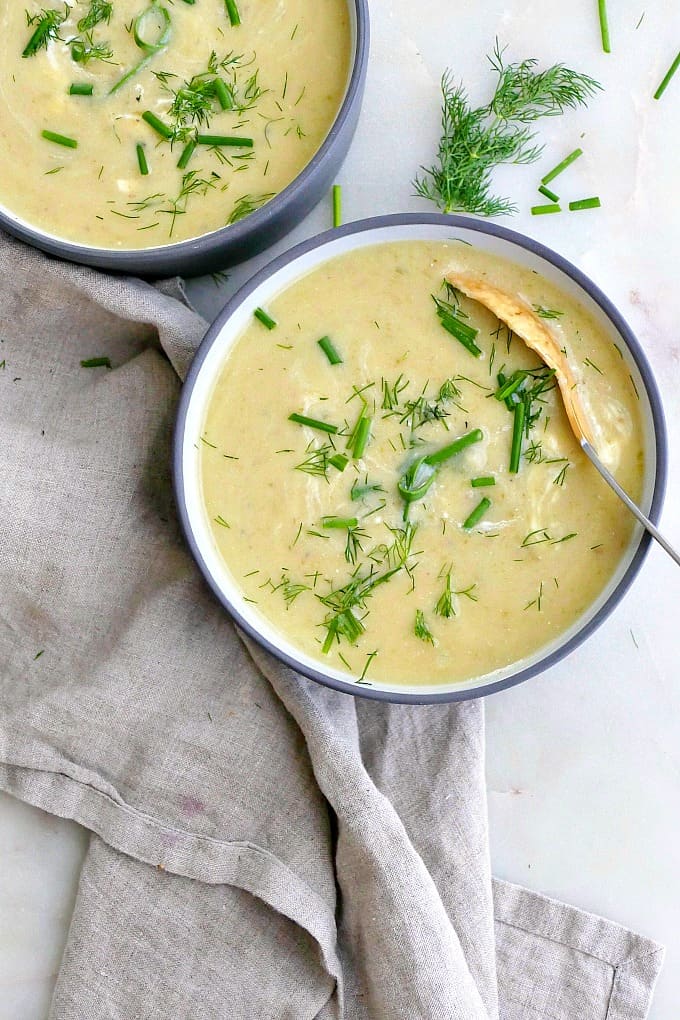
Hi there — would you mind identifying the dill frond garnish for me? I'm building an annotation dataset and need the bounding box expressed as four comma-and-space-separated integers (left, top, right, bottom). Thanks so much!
227, 192, 275, 224
414, 41, 601, 216
77, 0, 112, 31
70, 33, 114, 64
414, 609, 436, 644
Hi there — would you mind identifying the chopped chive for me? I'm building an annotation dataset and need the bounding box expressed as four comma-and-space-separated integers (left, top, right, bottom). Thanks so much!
69, 82, 93, 96
541, 148, 583, 185
177, 141, 195, 169
225, 0, 241, 25
433, 296, 482, 356
598, 0, 611, 52
196, 134, 253, 147
317, 335, 342, 365
213, 77, 233, 110
463, 497, 491, 530
329, 454, 348, 471
654, 50, 680, 99
509, 400, 526, 473
322, 516, 358, 529
254, 307, 277, 330
136, 144, 149, 176
495, 371, 526, 401
569, 196, 601, 211
538, 184, 559, 202
332, 184, 342, 227
288, 412, 338, 434
41, 130, 78, 149
142, 111, 173, 139
425, 428, 483, 466
352, 416, 372, 459
80, 356, 112, 368
531, 203, 561, 215
471, 476, 495, 488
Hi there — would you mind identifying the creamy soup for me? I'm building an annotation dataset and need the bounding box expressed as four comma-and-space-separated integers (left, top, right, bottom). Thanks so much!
0, 0, 350, 247
200, 241, 644, 687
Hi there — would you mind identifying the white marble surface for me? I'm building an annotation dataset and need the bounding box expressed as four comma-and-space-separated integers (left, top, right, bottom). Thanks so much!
3, 0, 680, 1016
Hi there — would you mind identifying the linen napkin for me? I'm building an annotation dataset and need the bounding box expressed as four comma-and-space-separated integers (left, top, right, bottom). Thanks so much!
0, 229, 664, 1019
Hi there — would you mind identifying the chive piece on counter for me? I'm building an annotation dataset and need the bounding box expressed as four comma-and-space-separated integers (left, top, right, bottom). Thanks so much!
509, 400, 526, 473
531, 203, 561, 216
69, 82, 93, 96
332, 184, 342, 227
598, 0, 611, 53
351, 416, 372, 459
136, 143, 149, 176
329, 453, 348, 472
81, 356, 112, 368
463, 497, 491, 530
225, 0, 241, 26
317, 335, 342, 365
213, 77, 233, 110
538, 184, 559, 203
654, 50, 680, 100
196, 133, 253, 148
471, 476, 495, 488
288, 412, 338, 434
254, 307, 277, 330
322, 516, 358, 529
41, 130, 78, 149
569, 196, 601, 211
177, 141, 196, 169
142, 111, 173, 139
541, 148, 583, 185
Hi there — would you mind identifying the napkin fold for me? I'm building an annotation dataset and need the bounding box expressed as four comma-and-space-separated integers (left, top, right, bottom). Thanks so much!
0, 230, 664, 1019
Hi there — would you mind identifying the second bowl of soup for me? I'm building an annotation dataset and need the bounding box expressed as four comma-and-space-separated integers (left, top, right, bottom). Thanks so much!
174, 214, 666, 702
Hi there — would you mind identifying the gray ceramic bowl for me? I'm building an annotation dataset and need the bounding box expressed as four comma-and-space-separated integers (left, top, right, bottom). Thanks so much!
174, 214, 667, 703
0, 1, 368, 279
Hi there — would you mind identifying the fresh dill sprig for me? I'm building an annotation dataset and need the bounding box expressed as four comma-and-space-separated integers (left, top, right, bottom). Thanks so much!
414, 609, 436, 644
227, 192, 275, 224
22, 5, 69, 57
413, 40, 601, 216
533, 304, 563, 319
77, 0, 112, 31
434, 570, 455, 618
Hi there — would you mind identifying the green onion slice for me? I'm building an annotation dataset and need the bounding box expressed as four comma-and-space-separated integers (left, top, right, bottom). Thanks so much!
69, 82, 93, 95
531, 204, 561, 216
109, 3, 172, 95
322, 516, 358, 529
332, 184, 342, 227
471, 476, 495, 487
509, 401, 526, 473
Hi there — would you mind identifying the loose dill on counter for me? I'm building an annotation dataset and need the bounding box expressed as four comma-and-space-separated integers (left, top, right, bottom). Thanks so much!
414, 42, 601, 216
22, 6, 68, 58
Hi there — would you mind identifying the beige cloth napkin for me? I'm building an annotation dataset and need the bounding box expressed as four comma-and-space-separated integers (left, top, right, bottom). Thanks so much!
0, 230, 664, 1018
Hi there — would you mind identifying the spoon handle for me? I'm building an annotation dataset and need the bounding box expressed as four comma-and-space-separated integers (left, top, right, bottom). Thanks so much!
581, 440, 680, 568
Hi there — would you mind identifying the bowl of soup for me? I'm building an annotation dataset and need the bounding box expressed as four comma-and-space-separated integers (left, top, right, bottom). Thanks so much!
0, 0, 368, 276
173, 214, 666, 702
